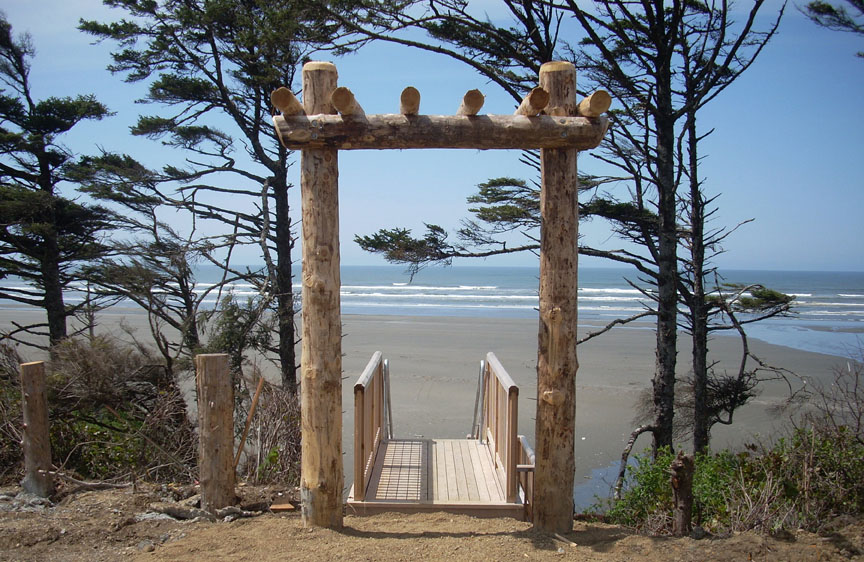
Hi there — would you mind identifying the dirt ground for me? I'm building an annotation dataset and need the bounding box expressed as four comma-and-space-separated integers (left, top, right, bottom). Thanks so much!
1, 484, 862, 562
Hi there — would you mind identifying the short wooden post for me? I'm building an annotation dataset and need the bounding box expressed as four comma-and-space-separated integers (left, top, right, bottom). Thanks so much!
20, 361, 53, 497
299, 60, 344, 529
195, 353, 235, 512
534, 61, 580, 534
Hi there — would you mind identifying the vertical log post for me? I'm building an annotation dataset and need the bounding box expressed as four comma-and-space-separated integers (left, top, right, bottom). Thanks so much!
195, 353, 235, 512
300, 60, 344, 529
534, 61, 580, 534
20, 361, 53, 497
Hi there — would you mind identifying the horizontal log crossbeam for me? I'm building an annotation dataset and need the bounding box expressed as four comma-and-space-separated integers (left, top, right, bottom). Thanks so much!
273, 113, 609, 151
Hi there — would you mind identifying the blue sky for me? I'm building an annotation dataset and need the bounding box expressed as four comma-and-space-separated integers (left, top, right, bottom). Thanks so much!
3, 0, 863, 271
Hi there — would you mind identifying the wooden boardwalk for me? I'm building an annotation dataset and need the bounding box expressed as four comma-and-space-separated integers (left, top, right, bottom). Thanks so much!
348, 352, 533, 520
347, 438, 525, 519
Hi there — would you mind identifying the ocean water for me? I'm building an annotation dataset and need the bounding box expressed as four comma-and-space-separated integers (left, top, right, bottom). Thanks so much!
2, 265, 863, 359
340, 265, 864, 359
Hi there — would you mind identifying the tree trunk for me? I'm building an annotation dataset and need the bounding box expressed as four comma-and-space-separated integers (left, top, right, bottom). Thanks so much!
651, 70, 679, 457
688, 115, 710, 454
41, 236, 66, 346
670, 451, 695, 536
533, 61, 579, 535
299, 61, 343, 529
20, 361, 54, 497
273, 173, 298, 393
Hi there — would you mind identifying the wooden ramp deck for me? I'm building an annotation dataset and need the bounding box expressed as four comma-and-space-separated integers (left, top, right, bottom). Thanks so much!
346, 352, 535, 520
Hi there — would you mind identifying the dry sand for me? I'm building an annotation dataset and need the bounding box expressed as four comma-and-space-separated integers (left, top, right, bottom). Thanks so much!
0, 307, 845, 504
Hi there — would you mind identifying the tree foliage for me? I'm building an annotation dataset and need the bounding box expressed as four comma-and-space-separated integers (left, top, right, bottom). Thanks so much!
79, 0, 362, 390
0, 15, 114, 347
805, 0, 864, 57
348, 0, 784, 455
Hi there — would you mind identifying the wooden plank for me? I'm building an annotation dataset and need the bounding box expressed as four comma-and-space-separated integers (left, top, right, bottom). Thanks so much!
423, 439, 432, 502
352, 438, 525, 514
460, 440, 481, 502
364, 440, 386, 500
345, 499, 526, 520
478, 439, 506, 501
434, 440, 447, 502
450, 440, 469, 501
353, 387, 365, 501
468, 440, 492, 502
443, 440, 459, 501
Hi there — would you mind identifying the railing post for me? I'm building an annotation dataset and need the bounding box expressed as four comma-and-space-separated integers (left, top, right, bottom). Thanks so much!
506, 387, 519, 503
20, 361, 53, 497
353, 383, 365, 501
195, 353, 235, 512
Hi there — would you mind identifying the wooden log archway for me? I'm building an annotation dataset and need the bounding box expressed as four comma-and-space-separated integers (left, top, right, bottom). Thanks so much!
274, 61, 610, 533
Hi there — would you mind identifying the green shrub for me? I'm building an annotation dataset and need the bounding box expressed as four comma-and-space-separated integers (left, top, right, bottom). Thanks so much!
606, 447, 741, 533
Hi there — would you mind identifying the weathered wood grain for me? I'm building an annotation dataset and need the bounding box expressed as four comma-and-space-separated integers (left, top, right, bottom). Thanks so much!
534, 60, 580, 534
299, 60, 343, 529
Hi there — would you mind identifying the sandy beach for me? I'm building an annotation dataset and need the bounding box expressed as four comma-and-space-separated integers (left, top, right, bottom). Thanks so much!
0, 307, 846, 504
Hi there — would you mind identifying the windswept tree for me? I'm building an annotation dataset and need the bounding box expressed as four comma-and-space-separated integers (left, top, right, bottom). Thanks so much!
349, 0, 784, 454
804, 0, 864, 57
0, 15, 114, 347
70, 152, 235, 376
79, 0, 361, 391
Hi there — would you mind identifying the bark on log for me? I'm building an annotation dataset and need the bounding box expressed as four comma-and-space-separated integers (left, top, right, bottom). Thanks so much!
515, 87, 550, 116
577, 90, 612, 117
400, 86, 420, 115
671, 451, 695, 536
533, 60, 580, 534
331, 86, 364, 117
299, 60, 344, 529
270, 87, 304, 116
20, 361, 53, 497
458, 89, 485, 115
273, 113, 608, 151
195, 354, 235, 513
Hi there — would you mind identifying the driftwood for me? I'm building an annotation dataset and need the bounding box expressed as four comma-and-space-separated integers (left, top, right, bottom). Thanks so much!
148, 502, 262, 522
234, 375, 266, 471
42, 470, 131, 492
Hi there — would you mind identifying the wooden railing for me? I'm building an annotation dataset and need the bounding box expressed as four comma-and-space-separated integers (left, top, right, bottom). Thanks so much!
517, 434, 536, 521
353, 351, 389, 501
480, 352, 520, 503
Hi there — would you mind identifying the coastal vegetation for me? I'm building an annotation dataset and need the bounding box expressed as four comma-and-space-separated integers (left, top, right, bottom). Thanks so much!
0, 0, 862, 547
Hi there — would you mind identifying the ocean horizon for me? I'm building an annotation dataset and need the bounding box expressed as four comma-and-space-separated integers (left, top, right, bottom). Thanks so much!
1, 264, 862, 359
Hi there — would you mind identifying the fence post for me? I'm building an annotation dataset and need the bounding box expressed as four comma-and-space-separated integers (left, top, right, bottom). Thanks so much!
196, 353, 235, 512
20, 361, 53, 497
